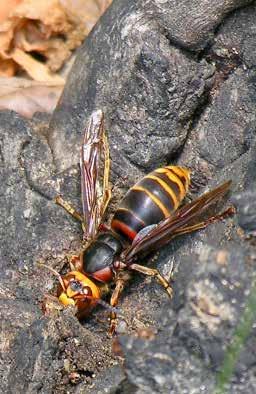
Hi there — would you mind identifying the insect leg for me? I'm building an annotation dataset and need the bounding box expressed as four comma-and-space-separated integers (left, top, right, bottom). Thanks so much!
165, 258, 175, 282
109, 280, 125, 335
109, 271, 131, 335
129, 263, 173, 298
67, 254, 82, 271
55, 196, 86, 231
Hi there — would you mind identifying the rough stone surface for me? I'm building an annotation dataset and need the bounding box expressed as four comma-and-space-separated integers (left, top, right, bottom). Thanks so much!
6, 311, 114, 393
179, 68, 256, 184
232, 190, 256, 233
49, 0, 218, 180
212, 3, 256, 68
1, 0, 256, 393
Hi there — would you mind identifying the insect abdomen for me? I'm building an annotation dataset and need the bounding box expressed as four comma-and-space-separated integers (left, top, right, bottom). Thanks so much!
111, 166, 190, 242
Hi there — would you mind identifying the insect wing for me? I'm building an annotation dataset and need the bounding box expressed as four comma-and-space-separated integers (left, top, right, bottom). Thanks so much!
122, 180, 232, 262
80, 110, 109, 241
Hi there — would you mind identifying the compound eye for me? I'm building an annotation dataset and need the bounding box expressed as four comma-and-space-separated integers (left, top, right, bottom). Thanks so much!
69, 279, 83, 292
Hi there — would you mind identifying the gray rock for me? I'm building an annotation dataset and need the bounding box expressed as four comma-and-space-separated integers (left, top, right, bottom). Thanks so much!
49, 0, 218, 180
232, 190, 256, 233
179, 68, 256, 184
151, 0, 254, 50
212, 3, 256, 68
6, 312, 113, 393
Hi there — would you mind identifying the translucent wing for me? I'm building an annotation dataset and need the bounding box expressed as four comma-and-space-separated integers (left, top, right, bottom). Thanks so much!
80, 110, 111, 242
122, 181, 232, 263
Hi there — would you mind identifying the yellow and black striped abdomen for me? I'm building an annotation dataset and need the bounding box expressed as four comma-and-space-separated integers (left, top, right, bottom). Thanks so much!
111, 166, 190, 242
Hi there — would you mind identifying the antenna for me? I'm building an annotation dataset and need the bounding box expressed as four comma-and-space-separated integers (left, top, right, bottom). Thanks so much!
38, 263, 66, 292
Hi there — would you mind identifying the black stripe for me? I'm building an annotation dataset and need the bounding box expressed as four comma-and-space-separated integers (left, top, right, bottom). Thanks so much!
138, 177, 175, 212
120, 189, 166, 225
152, 171, 181, 199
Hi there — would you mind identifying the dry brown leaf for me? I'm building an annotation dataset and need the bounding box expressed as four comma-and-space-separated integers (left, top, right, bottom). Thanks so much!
0, 0, 112, 117
12, 48, 65, 83
61, 0, 112, 31
0, 0, 86, 80
0, 1, 22, 23
0, 0, 112, 80
0, 59, 17, 77
0, 76, 63, 117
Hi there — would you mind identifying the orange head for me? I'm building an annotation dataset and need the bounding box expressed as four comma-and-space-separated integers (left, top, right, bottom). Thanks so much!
57, 271, 101, 319
39, 263, 117, 320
